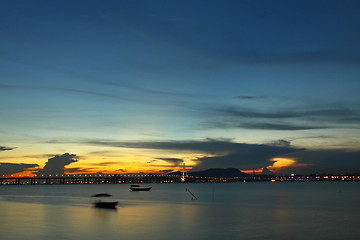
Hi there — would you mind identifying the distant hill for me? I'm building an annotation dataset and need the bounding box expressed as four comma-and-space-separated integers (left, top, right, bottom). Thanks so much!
168, 168, 248, 177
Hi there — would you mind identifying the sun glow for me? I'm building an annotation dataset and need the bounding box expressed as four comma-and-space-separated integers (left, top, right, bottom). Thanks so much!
268, 158, 297, 173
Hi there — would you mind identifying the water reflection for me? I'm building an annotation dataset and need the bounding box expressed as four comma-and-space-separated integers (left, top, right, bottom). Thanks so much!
0, 182, 359, 240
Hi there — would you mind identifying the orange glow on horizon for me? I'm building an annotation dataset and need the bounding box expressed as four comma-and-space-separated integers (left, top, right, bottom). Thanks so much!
242, 169, 263, 174
268, 158, 297, 173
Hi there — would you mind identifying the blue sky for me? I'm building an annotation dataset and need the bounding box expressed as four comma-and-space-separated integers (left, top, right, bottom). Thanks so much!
1, 0, 360, 175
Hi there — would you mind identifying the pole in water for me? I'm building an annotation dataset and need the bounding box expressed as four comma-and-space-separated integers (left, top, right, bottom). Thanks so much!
186, 188, 197, 200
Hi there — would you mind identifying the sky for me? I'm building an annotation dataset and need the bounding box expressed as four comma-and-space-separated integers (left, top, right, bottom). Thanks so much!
1, 0, 360, 176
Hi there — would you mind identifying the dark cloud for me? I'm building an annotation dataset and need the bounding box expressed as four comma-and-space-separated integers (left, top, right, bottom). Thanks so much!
85, 138, 302, 171
0, 163, 38, 175
64, 167, 99, 174
192, 144, 301, 171
159, 169, 174, 174
52, 138, 360, 174
37, 153, 78, 175
268, 140, 291, 148
154, 158, 184, 167
0, 146, 16, 151
86, 138, 248, 155
64, 167, 85, 173
282, 149, 360, 175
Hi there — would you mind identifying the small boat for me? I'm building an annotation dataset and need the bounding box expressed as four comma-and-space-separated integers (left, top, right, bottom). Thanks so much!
92, 193, 118, 208
94, 201, 118, 208
130, 185, 152, 191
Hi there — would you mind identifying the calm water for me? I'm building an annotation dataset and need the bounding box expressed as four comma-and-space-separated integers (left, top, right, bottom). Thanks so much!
0, 182, 359, 240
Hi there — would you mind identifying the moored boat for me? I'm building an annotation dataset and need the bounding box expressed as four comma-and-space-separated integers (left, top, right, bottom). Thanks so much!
92, 193, 118, 208
129, 185, 152, 191
94, 201, 118, 208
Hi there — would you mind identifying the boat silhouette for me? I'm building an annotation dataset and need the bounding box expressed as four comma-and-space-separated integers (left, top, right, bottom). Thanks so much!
129, 185, 152, 191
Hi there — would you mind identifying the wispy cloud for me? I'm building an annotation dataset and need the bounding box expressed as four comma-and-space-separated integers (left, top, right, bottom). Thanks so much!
209, 121, 326, 131
218, 107, 360, 120
212, 51, 360, 66
235, 95, 266, 100
153, 158, 184, 167
0, 146, 16, 151
0, 51, 194, 100
206, 106, 360, 131
0, 83, 131, 101
0, 163, 38, 175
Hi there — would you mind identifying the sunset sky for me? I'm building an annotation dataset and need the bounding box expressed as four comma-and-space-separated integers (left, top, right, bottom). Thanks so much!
1, 0, 360, 176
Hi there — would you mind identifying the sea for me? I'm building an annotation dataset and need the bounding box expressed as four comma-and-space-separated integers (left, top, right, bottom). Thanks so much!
0, 181, 359, 240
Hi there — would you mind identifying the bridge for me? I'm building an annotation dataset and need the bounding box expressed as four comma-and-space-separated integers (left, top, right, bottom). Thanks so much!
0, 174, 183, 185
0, 174, 253, 185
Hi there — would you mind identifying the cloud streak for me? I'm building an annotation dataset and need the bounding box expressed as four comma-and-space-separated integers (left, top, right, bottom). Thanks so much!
212, 51, 360, 66
206, 106, 360, 131
219, 107, 360, 121
235, 95, 266, 100
210, 122, 326, 131
153, 158, 184, 167
0, 146, 16, 151
0, 163, 38, 175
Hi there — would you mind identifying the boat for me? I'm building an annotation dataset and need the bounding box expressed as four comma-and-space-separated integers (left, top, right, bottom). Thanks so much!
94, 201, 118, 208
91, 193, 118, 208
130, 185, 152, 191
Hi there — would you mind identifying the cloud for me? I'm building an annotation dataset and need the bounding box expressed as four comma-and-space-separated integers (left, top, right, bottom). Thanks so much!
235, 95, 265, 100
88, 161, 120, 166
214, 51, 360, 66
241, 122, 325, 130
206, 106, 360, 130
0, 83, 129, 101
0, 163, 39, 175
154, 158, 184, 167
84, 138, 302, 171
37, 153, 78, 175
281, 149, 360, 175
64, 167, 85, 173
49, 138, 360, 174
0, 146, 16, 151
219, 107, 360, 121
268, 139, 291, 148
192, 144, 301, 171
85, 138, 248, 155
210, 122, 325, 131
159, 170, 174, 174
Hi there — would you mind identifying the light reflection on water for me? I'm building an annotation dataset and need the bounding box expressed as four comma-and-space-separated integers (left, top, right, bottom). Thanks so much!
0, 182, 359, 240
